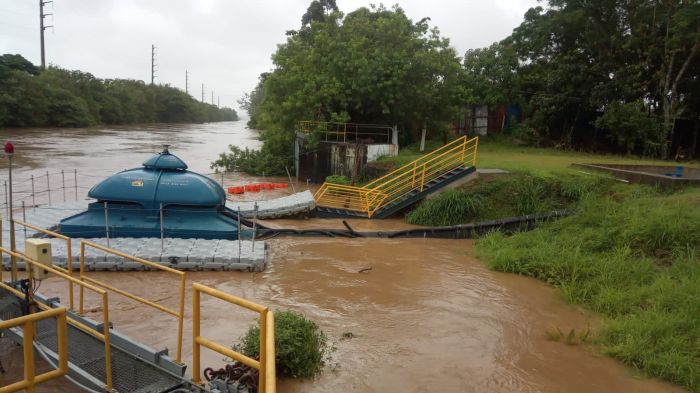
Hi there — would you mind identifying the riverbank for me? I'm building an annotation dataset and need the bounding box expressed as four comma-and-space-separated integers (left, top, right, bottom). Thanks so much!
396, 141, 700, 392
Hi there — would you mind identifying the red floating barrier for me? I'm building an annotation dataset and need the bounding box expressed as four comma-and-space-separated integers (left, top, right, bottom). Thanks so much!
227, 186, 245, 194
274, 183, 289, 189
262, 183, 275, 190
245, 184, 261, 192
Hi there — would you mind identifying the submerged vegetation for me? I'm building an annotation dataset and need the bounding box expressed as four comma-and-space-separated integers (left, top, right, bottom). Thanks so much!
0, 54, 238, 128
236, 310, 328, 379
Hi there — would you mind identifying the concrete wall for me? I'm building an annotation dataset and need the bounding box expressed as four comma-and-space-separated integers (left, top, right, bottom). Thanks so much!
367, 144, 398, 161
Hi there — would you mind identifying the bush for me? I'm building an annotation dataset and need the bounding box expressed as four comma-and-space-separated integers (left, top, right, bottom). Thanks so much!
325, 175, 350, 185
406, 190, 483, 226
235, 310, 328, 379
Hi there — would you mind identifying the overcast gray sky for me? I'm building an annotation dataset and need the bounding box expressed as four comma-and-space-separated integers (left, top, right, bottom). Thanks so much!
0, 0, 538, 112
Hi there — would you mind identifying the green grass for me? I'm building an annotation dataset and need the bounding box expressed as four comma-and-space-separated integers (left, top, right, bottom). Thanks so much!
405, 172, 611, 226
392, 139, 700, 390
475, 185, 700, 391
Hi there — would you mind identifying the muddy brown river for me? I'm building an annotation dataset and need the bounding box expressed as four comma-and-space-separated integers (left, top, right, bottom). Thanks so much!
0, 122, 684, 392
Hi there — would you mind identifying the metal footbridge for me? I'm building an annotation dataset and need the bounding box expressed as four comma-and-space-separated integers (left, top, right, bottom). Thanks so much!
314, 135, 479, 218
0, 243, 276, 393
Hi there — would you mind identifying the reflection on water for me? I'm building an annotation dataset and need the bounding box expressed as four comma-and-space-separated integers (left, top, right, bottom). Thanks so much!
0, 122, 686, 392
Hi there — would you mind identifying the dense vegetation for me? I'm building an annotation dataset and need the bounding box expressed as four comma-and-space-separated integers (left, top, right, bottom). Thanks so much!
231, 1, 466, 174
464, 0, 700, 157
0, 54, 238, 128
236, 310, 328, 379
476, 182, 700, 392
230, 0, 699, 176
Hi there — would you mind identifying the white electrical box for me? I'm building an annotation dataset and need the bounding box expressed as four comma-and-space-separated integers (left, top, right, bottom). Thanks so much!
25, 239, 52, 280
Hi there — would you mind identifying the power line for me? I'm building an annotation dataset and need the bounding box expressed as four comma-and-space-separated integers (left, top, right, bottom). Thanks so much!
39, 0, 53, 68
151, 44, 157, 85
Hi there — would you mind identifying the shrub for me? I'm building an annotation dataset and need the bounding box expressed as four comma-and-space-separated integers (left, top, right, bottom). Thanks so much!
235, 310, 328, 379
405, 190, 483, 226
325, 175, 350, 185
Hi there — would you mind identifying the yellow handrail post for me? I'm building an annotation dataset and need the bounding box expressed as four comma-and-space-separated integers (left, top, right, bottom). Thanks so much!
259, 308, 268, 393
420, 163, 427, 191
23, 319, 36, 393
102, 291, 113, 391
192, 286, 201, 385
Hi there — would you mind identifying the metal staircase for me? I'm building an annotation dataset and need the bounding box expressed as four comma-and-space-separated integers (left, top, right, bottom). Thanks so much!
314, 136, 479, 218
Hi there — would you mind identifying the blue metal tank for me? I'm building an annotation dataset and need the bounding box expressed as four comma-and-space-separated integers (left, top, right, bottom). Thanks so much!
60, 147, 242, 239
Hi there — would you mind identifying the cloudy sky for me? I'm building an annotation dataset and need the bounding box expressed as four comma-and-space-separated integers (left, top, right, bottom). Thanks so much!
0, 0, 538, 112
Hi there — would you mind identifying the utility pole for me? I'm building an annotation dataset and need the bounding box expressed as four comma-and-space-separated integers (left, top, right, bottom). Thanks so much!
39, 0, 53, 68
151, 44, 157, 85
211, 91, 214, 105
185, 70, 189, 94
217, 96, 220, 108
201, 84, 204, 103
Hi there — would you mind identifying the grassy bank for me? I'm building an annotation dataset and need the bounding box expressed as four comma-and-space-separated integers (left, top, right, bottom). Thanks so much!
391, 140, 700, 391
476, 185, 700, 391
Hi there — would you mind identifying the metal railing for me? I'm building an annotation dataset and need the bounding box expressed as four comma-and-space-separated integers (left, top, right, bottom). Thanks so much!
78, 240, 186, 363
298, 121, 393, 144
0, 307, 68, 393
9, 219, 75, 309
314, 136, 479, 217
192, 282, 276, 393
0, 247, 114, 391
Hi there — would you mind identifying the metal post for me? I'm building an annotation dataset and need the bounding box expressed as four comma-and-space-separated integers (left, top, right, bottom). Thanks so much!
103, 201, 110, 248
8, 156, 16, 281
252, 202, 258, 253
285, 167, 296, 193
61, 169, 66, 202
30, 174, 36, 206
22, 201, 27, 240
74, 169, 78, 201
221, 171, 224, 186
237, 206, 241, 263
3, 181, 7, 217
160, 203, 164, 253
46, 171, 51, 205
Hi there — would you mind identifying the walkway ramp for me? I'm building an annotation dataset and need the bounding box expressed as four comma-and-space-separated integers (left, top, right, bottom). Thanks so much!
314, 136, 478, 218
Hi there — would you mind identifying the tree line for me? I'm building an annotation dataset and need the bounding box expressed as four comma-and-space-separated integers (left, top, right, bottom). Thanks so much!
0, 54, 238, 128
234, 0, 699, 175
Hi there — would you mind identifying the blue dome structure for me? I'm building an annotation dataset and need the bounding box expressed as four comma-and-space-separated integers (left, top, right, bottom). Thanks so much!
60, 148, 243, 239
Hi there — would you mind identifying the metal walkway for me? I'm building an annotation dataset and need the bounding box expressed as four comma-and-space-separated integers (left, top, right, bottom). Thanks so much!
314, 136, 479, 218
0, 287, 205, 393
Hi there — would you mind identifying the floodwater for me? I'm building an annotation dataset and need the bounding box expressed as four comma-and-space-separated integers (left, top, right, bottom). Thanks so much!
0, 122, 685, 392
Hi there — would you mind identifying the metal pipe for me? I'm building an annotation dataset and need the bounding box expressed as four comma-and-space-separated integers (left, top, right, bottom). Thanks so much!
192, 287, 201, 384
3, 180, 7, 219
73, 169, 78, 201
8, 157, 17, 281
30, 174, 35, 206
22, 201, 26, 241
237, 206, 241, 263
46, 171, 51, 205
103, 201, 110, 248
61, 169, 66, 202
252, 202, 258, 252
259, 309, 267, 392
160, 203, 164, 253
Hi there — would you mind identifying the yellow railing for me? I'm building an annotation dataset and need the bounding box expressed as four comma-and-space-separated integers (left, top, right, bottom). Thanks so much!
192, 283, 276, 393
314, 135, 479, 217
79, 240, 186, 363
0, 307, 68, 393
0, 247, 114, 391
11, 219, 75, 310
298, 121, 392, 144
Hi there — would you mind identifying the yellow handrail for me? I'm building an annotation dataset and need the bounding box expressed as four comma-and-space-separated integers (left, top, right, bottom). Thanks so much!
79, 240, 186, 364
11, 219, 75, 310
0, 307, 68, 393
192, 283, 276, 393
0, 246, 113, 391
314, 136, 479, 217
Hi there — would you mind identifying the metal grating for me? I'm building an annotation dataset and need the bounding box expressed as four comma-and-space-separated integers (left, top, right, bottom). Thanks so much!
0, 288, 194, 393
